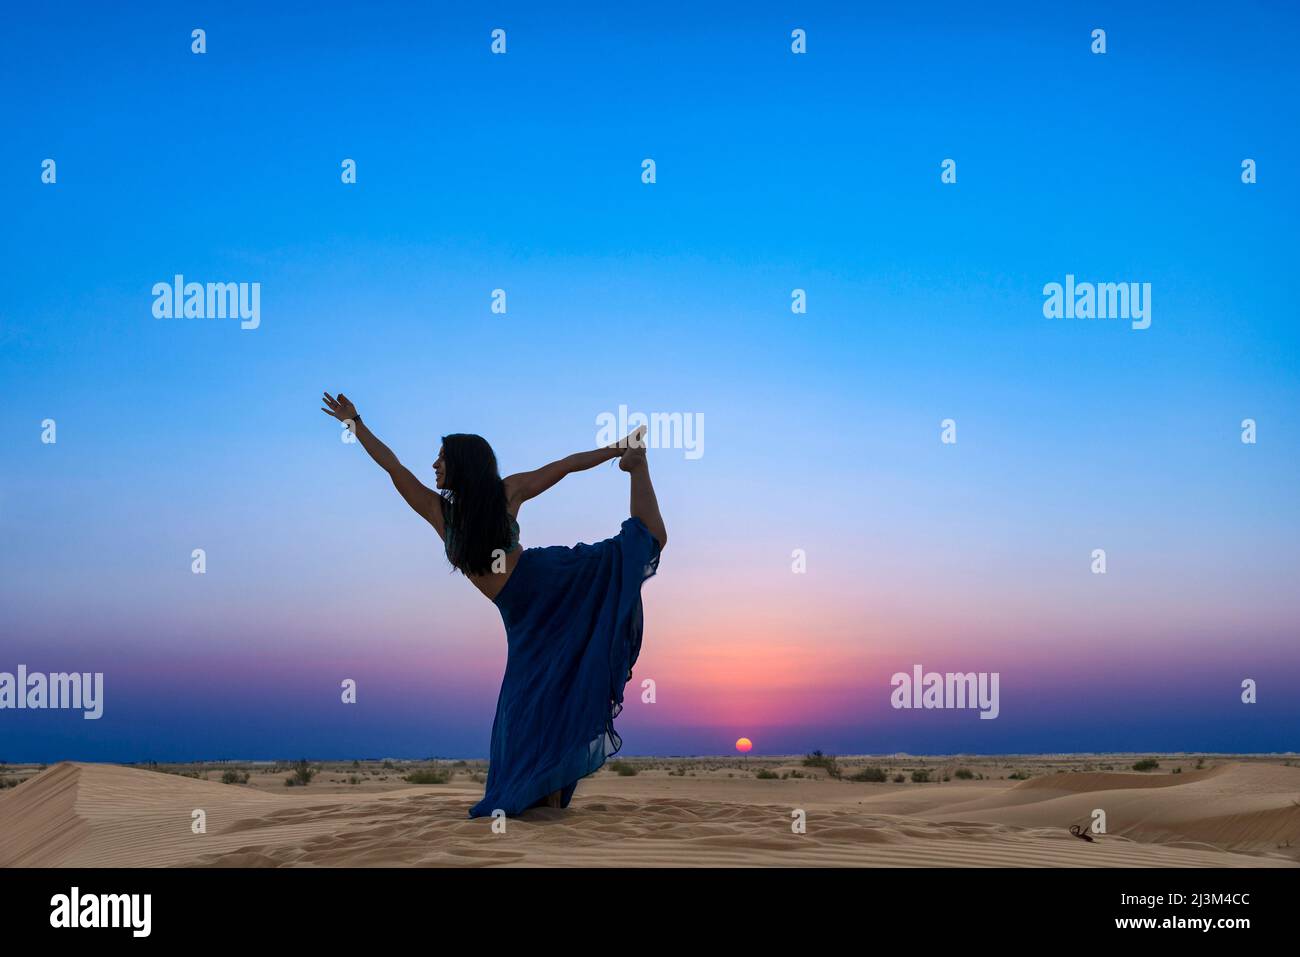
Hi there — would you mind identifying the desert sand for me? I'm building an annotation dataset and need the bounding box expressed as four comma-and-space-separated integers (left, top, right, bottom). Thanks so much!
2, 756, 1298, 867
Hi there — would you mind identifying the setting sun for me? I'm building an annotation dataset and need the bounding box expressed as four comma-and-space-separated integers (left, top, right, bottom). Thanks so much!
735, 737, 753, 753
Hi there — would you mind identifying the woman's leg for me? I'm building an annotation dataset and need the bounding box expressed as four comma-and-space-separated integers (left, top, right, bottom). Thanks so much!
620, 448, 667, 550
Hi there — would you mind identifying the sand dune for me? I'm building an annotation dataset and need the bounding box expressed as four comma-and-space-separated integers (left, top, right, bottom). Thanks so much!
913, 763, 1300, 857
2, 760, 1296, 867
1013, 765, 1229, 793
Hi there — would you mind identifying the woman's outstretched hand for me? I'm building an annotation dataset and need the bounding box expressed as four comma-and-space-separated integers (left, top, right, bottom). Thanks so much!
321, 391, 358, 423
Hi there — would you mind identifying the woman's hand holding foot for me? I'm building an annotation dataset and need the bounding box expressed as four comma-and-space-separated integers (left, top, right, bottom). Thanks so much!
607, 425, 647, 463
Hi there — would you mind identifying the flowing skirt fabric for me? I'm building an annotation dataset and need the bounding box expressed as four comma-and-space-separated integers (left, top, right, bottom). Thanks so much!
467, 517, 661, 818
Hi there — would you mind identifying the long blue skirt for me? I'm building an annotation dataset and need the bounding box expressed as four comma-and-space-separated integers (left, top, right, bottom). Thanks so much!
467, 517, 661, 818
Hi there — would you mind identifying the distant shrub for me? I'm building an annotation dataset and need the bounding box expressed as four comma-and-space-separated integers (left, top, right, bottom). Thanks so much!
892, 773, 905, 783
221, 770, 249, 785
911, 769, 931, 783
756, 768, 779, 779
382, 760, 395, 770
608, 761, 638, 777
803, 750, 842, 779
1132, 758, 1160, 772
292, 759, 316, 786
954, 768, 975, 780
348, 775, 361, 785
405, 768, 451, 785
851, 767, 888, 783
1008, 770, 1030, 780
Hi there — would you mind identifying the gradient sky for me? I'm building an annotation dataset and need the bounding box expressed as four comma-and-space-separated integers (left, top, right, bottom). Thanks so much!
2, 2, 1298, 762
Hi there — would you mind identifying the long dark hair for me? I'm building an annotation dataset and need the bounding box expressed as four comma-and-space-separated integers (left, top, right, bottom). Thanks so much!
439, 433, 513, 576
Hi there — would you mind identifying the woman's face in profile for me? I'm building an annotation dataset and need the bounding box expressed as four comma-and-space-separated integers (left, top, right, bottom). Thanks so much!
433, 447, 446, 489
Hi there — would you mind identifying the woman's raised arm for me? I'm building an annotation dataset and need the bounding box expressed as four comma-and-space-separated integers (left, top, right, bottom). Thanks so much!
321, 392, 444, 535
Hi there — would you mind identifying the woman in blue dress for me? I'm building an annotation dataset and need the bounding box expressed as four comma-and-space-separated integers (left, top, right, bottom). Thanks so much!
320, 392, 665, 817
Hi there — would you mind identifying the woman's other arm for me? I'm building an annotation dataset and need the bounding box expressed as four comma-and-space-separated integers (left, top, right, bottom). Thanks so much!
321, 392, 444, 536
504, 426, 645, 510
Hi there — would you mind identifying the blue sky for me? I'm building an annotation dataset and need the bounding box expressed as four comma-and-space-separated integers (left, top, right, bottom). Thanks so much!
2, 2, 1298, 761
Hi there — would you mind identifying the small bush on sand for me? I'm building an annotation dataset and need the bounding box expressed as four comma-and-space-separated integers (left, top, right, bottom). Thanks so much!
803, 750, 842, 780
756, 768, 779, 779
608, 761, 638, 776
892, 773, 905, 783
1132, 758, 1160, 772
910, 769, 931, 783
292, 759, 316, 786
954, 768, 975, 780
405, 768, 451, 784
851, 767, 887, 783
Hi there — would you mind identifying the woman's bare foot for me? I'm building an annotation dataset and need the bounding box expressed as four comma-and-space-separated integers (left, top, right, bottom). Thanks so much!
529, 789, 562, 809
